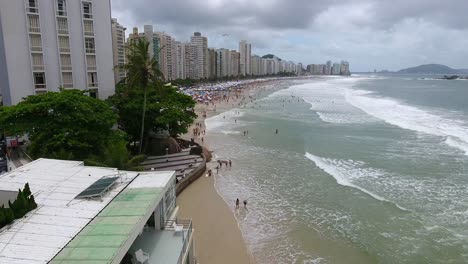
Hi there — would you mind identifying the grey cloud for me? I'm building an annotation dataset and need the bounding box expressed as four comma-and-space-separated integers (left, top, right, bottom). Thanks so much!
111, 0, 468, 71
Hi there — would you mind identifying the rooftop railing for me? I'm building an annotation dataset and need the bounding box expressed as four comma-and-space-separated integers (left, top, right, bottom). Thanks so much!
163, 219, 193, 264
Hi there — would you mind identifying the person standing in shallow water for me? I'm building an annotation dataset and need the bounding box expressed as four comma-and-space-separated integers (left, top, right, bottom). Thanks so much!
243, 200, 247, 209
236, 198, 240, 209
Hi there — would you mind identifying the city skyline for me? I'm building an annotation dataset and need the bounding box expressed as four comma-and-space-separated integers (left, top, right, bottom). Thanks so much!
111, 0, 468, 72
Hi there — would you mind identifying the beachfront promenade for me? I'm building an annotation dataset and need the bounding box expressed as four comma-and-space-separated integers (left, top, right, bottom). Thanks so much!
142, 149, 207, 195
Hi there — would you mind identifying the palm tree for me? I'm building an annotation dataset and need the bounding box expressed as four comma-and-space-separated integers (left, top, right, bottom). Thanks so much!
118, 38, 163, 153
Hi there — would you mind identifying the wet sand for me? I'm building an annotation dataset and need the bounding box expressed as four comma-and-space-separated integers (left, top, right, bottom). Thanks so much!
177, 79, 291, 264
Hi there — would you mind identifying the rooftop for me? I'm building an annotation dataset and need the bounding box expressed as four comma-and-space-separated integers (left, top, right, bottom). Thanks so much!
0, 159, 174, 264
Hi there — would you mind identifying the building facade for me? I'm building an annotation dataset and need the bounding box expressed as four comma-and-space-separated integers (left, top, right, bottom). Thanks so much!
0, 0, 115, 105
230, 50, 240, 77
208, 48, 217, 79
239, 40, 251, 76
111, 18, 126, 84
190, 32, 208, 79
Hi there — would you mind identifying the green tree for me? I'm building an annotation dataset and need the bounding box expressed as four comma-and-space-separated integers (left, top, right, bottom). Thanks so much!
118, 38, 164, 153
4, 207, 14, 224
28, 195, 37, 210
13, 189, 28, 218
85, 136, 146, 171
23, 183, 31, 197
0, 208, 5, 227
0, 90, 118, 160
108, 82, 196, 150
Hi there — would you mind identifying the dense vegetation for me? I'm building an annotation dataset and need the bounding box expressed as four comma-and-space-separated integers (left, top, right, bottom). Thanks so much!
0, 38, 196, 166
0, 183, 37, 228
0, 90, 117, 160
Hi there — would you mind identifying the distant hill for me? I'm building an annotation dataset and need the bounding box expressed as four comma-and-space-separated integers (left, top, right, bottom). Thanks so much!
262, 54, 282, 61
398, 64, 468, 74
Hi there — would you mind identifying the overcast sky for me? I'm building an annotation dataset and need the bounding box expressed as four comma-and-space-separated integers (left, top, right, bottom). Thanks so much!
111, 0, 468, 72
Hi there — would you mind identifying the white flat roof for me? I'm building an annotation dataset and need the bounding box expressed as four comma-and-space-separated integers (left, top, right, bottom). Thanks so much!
0, 159, 174, 264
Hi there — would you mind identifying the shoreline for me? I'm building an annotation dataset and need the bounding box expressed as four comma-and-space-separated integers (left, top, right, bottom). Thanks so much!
177, 79, 293, 264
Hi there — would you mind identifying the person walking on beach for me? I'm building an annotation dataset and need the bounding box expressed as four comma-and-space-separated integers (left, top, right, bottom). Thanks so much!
216, 165, 219, 174
229, 160, 232, 167
236, 198, 240, 209
243, 200, 247, 209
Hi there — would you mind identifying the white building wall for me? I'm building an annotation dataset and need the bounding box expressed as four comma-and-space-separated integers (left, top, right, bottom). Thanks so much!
0, 0, 115, 105
0, 0, 34, 105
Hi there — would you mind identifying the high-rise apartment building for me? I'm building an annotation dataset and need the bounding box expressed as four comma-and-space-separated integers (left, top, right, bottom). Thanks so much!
325, 61, 332, 75
332, 63, 341, 75
0, 0, 115, 105
216, 48, 231, 77
174, 41, 185, 80
239, 40, 251, 76
208, 48, 217, 79
111, 18, 126, 84
184, 43, 197, 80
157, 32, 176, 81
190, 32, 208, 79
230, 50, 240, 77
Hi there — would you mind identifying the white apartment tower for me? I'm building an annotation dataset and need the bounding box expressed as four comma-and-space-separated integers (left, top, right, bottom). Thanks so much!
111, 18, 126, 84
0, 0, 115, 105
190, 32, 208, 79
174, 41, 185, 80
239, 40, 251, 76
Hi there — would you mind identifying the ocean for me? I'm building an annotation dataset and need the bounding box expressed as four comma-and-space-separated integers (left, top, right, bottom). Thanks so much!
205, 75, 468, 264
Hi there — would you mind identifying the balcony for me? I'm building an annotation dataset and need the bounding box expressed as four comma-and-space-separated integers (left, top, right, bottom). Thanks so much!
59, 47, 70, 53
61, 65, 72, 71
128, 219, 193, 264
88, 82, 98, 88
57, 29, 68, 35
84, 31, 94, 36
26, 7, 39, 14
62, 83, 73, 88
56, 10, 67, 17
30, 46, 42, 52
34, 84, 46, 90
29, 27, 41, 33
32, 65, 44, 71
85, 48, 95, 54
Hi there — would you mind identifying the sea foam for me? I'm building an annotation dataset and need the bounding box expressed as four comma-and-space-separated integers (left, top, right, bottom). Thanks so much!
344, 89, 468, 156
305, 153, 409, 211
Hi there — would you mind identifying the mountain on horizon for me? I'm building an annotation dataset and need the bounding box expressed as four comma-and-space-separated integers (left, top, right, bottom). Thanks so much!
262, 54, 282, 61
398, 64, 468, 74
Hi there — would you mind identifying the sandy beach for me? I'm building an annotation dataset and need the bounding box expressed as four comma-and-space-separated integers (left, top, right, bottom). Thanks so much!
177, 79, 288, 264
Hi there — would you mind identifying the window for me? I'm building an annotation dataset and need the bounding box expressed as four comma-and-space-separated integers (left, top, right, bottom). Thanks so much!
60, 54, 72, 70
57, 17, 68, 34
86, 55, 96, 70
27, 0, 38, 13
164, 185, 175, 216
89, 90, 98, 99
58, 36, 70, 52
85, 38, 95, 53
57, 0, 67, 16
29, 34, 42, 51
31, 54, 44, 71
33, 72, 46, 89
87, 72, 98, 87
62, 72, 73, 88
82, 2, 92, 19
83, 20, 94, 36
28, 15, 40, 33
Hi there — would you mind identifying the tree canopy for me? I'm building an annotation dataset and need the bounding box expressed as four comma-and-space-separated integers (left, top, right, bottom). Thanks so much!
108, 82, 196, 149
0, 89, 117, 159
